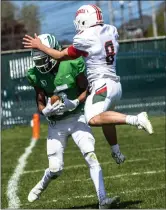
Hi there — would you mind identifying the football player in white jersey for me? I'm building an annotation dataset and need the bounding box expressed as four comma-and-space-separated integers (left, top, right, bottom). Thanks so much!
23, 5, 153, 164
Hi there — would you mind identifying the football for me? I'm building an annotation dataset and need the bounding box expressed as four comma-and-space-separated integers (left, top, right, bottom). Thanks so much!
50, 95, 61, 105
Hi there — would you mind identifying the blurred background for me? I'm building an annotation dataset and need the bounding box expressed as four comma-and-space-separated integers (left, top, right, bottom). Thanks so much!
1, 0, 166, 49
1, 0, 166, 128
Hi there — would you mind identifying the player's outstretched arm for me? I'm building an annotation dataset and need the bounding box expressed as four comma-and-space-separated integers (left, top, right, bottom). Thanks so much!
22, 34, 71, 61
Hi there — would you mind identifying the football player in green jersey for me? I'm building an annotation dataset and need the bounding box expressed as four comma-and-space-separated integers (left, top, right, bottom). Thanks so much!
27, 34, 119, 209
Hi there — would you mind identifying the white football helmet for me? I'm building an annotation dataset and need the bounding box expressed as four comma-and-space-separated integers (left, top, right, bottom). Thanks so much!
74, 4, 104, 32
31, 34, 62, 74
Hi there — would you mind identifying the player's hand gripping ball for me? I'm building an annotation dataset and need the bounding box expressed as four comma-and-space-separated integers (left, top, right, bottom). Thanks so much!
50, 95, 61, 105
50, 95, 65, 115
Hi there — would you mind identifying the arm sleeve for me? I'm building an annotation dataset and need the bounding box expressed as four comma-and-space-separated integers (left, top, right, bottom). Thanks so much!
68, 45, 88, 58
68, 32, 94, 58
112, 25, 119, 40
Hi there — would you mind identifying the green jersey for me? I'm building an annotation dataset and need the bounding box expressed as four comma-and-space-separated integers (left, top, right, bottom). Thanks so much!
26, 57, 86, 121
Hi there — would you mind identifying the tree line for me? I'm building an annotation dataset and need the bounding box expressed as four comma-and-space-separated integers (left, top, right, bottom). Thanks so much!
2, 1, 165, 51
2, 1, 41, 51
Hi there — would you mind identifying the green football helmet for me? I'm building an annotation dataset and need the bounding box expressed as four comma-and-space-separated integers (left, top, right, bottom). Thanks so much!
31, 34, 62, 74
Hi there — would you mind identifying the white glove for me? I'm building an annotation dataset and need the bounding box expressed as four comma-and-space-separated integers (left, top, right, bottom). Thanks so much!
52, 103, 66, 115
63, 97, 80, 111
42, 98, 64, 117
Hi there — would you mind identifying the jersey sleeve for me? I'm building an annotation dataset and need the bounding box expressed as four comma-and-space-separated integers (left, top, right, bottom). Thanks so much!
111, 25, 119, 40
72, 57, 86, 77
70, 32, 94, 57
73, 34, 90, 51
68, 45, 88, 58
26, 68, 37, 87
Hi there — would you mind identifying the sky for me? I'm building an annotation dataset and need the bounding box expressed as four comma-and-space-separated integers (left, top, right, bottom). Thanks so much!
13, 1, 164, 41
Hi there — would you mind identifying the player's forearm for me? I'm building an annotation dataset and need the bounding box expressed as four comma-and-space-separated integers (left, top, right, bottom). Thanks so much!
37, 103, 45, 115
34, 86, 46, 114
39, 45, 69, 60
77, 90, 87, 103
63, 90, 87, 112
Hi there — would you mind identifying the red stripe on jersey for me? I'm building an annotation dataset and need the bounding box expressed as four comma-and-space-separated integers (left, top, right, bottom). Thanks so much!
68, 45, 88, 58
91, 5, 102, 21
96, 86, 107, 95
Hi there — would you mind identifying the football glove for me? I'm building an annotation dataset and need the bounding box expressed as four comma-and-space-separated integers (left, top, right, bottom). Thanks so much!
52, 103, 66, 115
42, 97, 64, 117
63, 98, 80, 111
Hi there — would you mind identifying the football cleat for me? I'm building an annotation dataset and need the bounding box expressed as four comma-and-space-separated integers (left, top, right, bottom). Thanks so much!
137, 112, 154, 134
111, 151, 126, 164
99, 196, 120, 209
28, 181, 45, 202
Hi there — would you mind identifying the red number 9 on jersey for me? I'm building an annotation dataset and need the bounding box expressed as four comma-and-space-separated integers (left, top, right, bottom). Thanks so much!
105, 40, 115, 65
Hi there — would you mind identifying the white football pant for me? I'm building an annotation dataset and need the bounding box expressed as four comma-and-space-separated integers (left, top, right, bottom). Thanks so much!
85, 78, 122, 123
47, 114, 95, 173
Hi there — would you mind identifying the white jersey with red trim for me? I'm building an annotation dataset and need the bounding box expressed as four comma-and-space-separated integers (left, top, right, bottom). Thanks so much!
73, 24, 120, 84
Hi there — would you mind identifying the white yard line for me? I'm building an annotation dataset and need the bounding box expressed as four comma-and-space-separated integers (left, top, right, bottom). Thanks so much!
142, 147, 165, 151
23, 158, 148, 174
22, 185, 165, 206
116, 101, 166, 109
68, 185, 166, 200
55, 169, 165, 184
64, 146, 165, 155
110, 169, 165, 179
23, 145, 165, 174
64, 185, 166, 200
22, 162, 165, 185
7, 139, 37, 209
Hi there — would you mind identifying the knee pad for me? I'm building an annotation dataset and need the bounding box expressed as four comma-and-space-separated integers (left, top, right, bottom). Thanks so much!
49, 156, 64, 173
84, 152, 100, 168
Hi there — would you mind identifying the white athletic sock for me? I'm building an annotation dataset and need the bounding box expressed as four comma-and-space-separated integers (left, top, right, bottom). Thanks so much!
89, 165, 108, 203
126, 115, 138, 126
40, 168, 59, 189
90, 166, 106, 203
111, 144, 120, 154
40, 168, 52, 188
84, 152, 106, 203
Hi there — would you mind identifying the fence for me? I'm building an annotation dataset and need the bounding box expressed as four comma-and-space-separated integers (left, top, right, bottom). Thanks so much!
1, 37, 166, 129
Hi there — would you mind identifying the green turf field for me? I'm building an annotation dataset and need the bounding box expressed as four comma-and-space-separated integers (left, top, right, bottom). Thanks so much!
1, 116, 166, 209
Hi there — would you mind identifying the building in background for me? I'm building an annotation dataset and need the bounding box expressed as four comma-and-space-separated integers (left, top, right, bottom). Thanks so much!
118, 15, 152, 39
